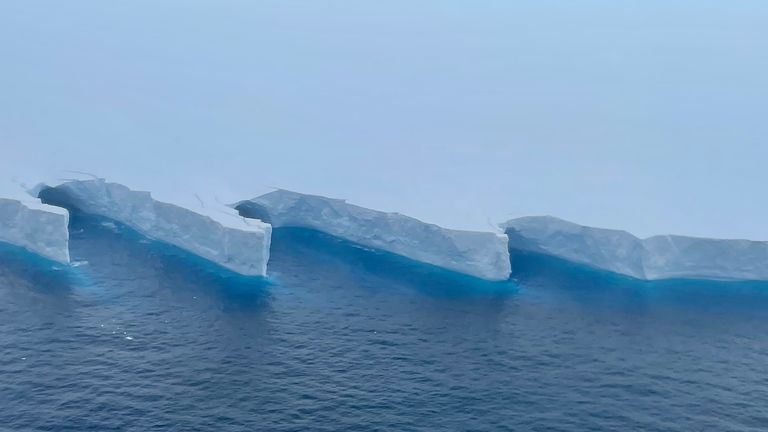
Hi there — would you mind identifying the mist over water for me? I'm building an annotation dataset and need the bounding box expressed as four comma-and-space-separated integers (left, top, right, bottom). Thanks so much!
2, 214, 767, 431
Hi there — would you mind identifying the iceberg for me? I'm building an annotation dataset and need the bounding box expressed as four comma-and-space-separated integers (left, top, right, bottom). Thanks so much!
502, 216, 768, 281
0, 182, 70, 264
37, 178, 271, 277
235, 190, 511, 281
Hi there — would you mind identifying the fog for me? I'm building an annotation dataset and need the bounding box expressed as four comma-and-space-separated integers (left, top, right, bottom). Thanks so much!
2, 1, 766, 239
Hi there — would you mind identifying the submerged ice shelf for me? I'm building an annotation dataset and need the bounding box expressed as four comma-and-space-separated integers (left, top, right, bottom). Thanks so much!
0, 182, 70, 264
503, 216, 768, 281
38, 178, 271, 277
235, 190, 511, 281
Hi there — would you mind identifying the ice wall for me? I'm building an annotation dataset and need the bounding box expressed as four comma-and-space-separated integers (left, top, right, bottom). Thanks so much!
0, 182, 70, 264
503, 216, 768, 281
39, 179, 271, 277
236, 190, 511, 281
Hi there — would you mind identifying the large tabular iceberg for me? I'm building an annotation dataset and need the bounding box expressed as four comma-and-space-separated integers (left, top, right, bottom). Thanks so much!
38, 179, 271, 277
0, 182, 70, 264
235, 190, 511, 281
502, 216, 768, 281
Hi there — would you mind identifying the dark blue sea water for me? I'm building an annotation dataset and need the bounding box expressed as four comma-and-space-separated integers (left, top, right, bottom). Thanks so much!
2, 213, 768, 431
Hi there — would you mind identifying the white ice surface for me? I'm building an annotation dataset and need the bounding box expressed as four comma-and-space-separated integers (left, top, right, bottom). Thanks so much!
236, 190, 511, 281
502, 216, 768, 281
0, 180, 70, 264
39, 177, 271, 277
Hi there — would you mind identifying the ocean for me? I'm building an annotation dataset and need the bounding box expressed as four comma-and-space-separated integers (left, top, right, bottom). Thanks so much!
1, 213, 767, 431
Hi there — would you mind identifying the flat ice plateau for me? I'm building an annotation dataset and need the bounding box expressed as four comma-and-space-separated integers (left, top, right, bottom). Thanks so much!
503, 216, 768, 281
38, 178, 271, 277
236, 190, 511, 281
0, 182, 70, 264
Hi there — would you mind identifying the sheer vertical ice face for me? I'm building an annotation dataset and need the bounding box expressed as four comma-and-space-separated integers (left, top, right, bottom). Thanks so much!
0, 184, 70, 264
236, 190, 511, 281
39, 179, 271, 277
502, 216, 768, 281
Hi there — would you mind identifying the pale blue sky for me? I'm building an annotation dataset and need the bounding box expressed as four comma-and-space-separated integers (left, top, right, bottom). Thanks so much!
1, 1, 767, 239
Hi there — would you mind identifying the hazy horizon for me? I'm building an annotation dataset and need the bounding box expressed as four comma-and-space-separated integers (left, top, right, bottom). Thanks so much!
2, 1, 767, 239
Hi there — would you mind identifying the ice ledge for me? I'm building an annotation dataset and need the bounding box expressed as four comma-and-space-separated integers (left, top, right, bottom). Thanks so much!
235, 189, 511, 281
38, 178, 271, 277
0, 181, 70, 264
502, 216, 768, 281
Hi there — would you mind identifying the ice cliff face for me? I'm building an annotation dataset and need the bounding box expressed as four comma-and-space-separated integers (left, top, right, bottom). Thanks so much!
502, 216, 768, 281
11, 175, 766, 283
236, 190, 511, 281
0, 183, 70, 264
39, 179, 271, 277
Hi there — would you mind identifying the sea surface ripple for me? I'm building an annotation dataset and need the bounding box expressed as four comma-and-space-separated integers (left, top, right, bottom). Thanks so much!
1, 214, 768, 431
